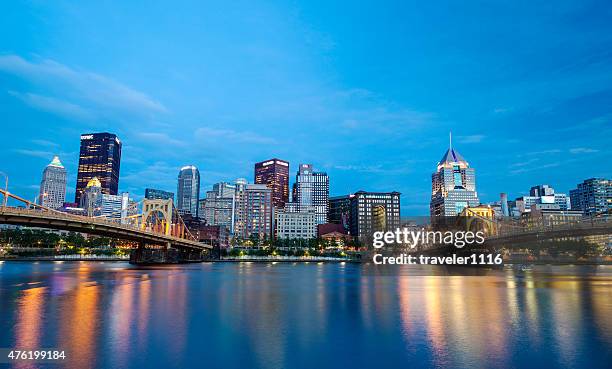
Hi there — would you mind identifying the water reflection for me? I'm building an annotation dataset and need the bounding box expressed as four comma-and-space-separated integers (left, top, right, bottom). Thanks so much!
0, 262, 610, 369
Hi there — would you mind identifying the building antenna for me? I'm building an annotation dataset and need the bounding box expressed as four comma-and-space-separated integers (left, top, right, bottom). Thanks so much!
449, 131, 452, 150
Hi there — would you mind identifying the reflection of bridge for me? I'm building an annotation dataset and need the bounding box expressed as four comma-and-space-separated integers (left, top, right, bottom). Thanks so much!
0, 188, 211, 264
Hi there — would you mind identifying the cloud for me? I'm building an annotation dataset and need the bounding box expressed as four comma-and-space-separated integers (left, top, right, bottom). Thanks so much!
520, 149, 562, 156
569, 147, 599, 154
137, 132, 186, 147
121, 161, 178, 194
333, 163, 412, 175
509, 158, 539, 168
9, 90, 93, 120
15, 149, 55, 159
31, 139, 60, 148
509, 162, 561, 175
456, 135, 485, 144
195, 127, 277, 144
0, 54, 167, 118
493, 107, 511, 114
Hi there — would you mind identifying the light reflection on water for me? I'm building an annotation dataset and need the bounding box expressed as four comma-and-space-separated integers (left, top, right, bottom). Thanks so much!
0, 262, 610, 369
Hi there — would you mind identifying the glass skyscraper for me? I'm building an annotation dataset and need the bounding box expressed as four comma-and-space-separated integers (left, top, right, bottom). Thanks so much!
292, 164, 329, 224
75, 132, 122, 204
177, 165, 200, 217
254, 158, 289, 208
430, 139, 479, 218
38, 156, 67, 209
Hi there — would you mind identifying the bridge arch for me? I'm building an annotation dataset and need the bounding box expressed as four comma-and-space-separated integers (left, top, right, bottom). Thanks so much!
142, 199, 173, 235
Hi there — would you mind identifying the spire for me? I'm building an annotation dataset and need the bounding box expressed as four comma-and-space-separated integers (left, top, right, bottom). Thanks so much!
48, 155, 64, 168
449, 131, 452, 150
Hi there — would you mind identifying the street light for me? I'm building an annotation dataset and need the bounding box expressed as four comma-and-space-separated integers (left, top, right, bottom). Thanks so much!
0, 171, 8, 208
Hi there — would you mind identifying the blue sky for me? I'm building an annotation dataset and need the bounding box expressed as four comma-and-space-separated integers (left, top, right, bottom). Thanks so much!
1, 0, 611, 214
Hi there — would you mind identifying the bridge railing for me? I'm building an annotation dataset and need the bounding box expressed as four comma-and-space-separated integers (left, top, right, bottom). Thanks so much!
0, 206, 202, 245
491, 214, 611, 238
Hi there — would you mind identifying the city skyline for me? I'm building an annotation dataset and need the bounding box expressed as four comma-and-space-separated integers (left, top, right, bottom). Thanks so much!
1, 1, 611, 214
3, 132, 610, 216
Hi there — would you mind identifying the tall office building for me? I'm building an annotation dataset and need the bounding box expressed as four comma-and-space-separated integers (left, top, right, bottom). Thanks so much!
430, 137, 479, 217
38, 156, 67, 209
144, 188, 174, 201
254, 158, 289, 208
75, 132, 122, 204
233, 181, 273, 240
570, 178, 612, 215
292, 164, 329, 224
349, 191, 401, 242
177, 165, 200, 217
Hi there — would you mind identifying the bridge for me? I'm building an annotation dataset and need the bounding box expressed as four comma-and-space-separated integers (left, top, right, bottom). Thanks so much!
0, 188, 211, 264
407, 210, 611, 255
484, 216, 612, 247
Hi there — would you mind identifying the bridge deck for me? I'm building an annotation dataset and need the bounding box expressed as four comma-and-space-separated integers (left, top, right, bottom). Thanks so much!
0, 207, 211, 250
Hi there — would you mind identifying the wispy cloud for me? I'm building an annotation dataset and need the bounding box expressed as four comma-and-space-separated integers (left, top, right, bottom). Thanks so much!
569, 147, 599, 154
509, 162, 561, 175
8, 90, 92, 120
31, 139, 60, 148
456, 135, 485, 144
137, 132, 186, 147
195, 127, 277, 144
14, 149, 55, 159
520, 149, 562, 157
0, 54, 167, 119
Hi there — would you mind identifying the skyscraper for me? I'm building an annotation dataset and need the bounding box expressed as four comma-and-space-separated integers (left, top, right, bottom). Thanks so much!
570, 178, 612, 215
430, 135, 480, 217
233, 181, 273, 240
292, 164, 329, 224
349, 191, 401, 242
38, 156, 67, 209
254, 158, 289, 208
75, 133, 122, 204
177, 166, 200, 217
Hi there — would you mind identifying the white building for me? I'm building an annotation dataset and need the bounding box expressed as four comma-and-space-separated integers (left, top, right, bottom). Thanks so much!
275, 203, 317, 239
38, 156, 67, 209
292, 164, 329, 224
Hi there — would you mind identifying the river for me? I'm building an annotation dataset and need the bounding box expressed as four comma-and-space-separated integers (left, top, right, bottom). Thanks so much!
0, 261, 610, 368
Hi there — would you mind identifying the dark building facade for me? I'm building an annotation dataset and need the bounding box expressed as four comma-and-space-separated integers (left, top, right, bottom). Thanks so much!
328, 195, 352, 232
254, 158, 289, 208
145, 188, 175, 201
349, 191, 401, 242
75, 133, 122, 204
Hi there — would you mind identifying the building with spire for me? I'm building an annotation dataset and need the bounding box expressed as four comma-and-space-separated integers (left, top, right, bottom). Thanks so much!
430, 133, 480, 218
38, 156, 67, 209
